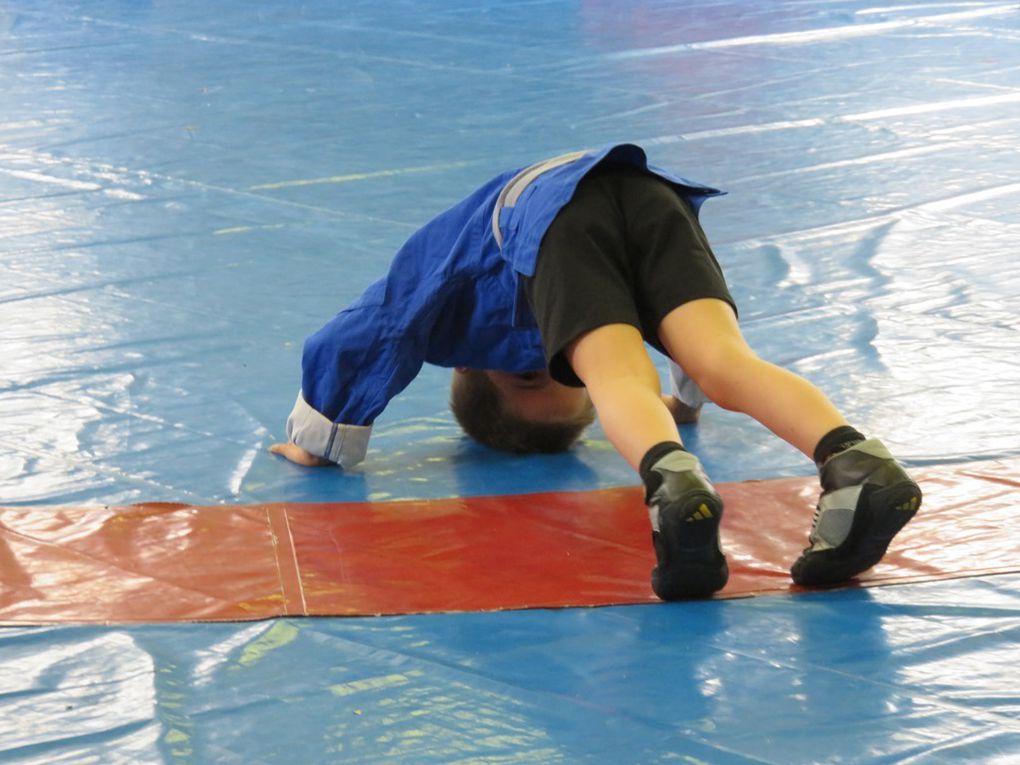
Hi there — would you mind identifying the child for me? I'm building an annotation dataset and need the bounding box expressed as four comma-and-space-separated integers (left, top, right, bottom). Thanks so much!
271, 143, 921, 600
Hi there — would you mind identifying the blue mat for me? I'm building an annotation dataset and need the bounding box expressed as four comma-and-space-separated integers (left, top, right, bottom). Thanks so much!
2, 1, 1019, 762
4, 577, 1019, 763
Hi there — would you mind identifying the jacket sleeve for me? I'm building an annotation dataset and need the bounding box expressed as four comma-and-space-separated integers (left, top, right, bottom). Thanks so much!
286, 277, 436, 469
285, 173, 506, 468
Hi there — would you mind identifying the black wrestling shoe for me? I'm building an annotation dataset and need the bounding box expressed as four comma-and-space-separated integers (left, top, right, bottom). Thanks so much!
644, 451, 728, 600
792, 438, 921, 587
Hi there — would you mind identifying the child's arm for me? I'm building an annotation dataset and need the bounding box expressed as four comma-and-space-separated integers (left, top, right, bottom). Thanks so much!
272, 168, 517, 470
665, 359, 706, 424
273, 277, 439, 469
269, 442, 332, 466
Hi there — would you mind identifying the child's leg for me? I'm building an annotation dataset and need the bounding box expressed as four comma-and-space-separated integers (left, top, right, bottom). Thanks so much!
656, 297, 847, 459
566, 322, 728, 599
657, 297, 921, 586
564, 322, 680, 471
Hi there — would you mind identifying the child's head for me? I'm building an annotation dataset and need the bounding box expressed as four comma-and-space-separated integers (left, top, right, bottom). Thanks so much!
450, 368, 595, 453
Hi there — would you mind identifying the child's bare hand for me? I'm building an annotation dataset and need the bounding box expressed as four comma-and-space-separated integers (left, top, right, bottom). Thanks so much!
662, 395, 702, 424
269, 442, 333, 467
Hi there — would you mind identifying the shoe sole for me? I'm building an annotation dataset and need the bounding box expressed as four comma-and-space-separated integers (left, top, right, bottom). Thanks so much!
791, 479, 921, 587
652, 491, 728, 600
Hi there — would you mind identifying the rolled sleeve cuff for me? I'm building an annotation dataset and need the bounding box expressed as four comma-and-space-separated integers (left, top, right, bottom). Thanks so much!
668, 360, 708, 409
286, 391, 372, 469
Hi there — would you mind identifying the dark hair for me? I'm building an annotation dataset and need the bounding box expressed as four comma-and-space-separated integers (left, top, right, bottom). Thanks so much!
450, 369, 595, 454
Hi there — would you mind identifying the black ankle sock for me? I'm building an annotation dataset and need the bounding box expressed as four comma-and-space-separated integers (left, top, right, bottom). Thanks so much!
813, 426, 865, 467
639, 442, 686, 481
639, 441, 686, 493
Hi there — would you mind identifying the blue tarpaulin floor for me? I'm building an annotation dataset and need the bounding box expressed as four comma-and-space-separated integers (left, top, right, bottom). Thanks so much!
2, 1, 1019, 762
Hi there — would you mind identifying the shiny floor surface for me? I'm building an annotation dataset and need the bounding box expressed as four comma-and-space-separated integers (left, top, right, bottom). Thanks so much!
2, 1, 1020, 763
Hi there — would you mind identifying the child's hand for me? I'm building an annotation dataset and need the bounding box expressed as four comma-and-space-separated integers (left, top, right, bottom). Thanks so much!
269, 442, 334, 467
662, 395, 702, 424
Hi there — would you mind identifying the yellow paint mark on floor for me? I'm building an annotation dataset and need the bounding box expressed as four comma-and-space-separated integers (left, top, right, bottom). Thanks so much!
236, 621, 300, 668
248, 161, 479, 191
213, 223, 286, 236
329, 670, 425, 698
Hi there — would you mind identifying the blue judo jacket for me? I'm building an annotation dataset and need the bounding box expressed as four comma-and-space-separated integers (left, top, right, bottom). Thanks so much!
287, 143, 723, 467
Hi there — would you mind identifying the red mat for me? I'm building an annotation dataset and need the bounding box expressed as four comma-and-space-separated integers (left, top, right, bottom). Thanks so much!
1, 459, 1017, 624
